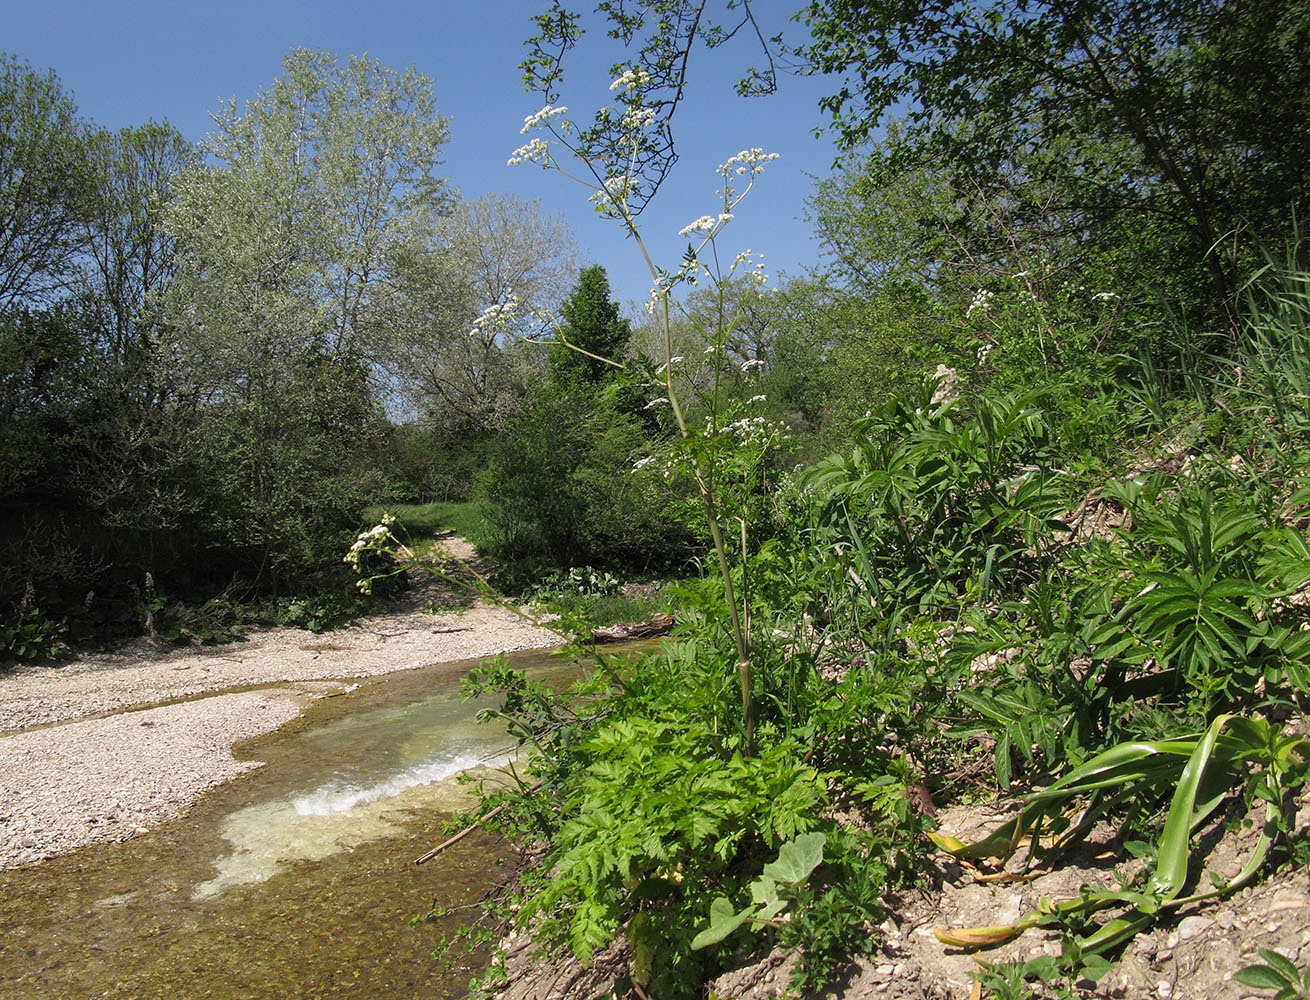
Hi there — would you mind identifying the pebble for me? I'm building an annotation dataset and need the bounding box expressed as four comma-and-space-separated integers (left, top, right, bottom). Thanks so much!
1177, 916, 1212, 941
1157, 982, 1173, 998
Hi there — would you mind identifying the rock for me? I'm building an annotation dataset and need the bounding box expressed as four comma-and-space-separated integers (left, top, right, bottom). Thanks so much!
1177, 915, 1212, 941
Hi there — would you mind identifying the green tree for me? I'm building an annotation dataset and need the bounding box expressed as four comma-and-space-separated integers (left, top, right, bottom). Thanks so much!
166, 47, 451, 398
0, 54, 95, 307
80, 121, 194, 373
380, 192, 577, 433
163, 48, 451, 590
549, 264, 631, 385
797, 0, 1310, 331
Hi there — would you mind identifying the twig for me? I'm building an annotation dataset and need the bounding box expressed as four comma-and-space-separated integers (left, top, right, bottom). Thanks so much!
429, 626, 473, 634
414, 778, 545, 865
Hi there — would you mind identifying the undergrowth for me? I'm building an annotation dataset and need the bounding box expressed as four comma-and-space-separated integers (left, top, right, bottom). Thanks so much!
361, 235, 1310, 994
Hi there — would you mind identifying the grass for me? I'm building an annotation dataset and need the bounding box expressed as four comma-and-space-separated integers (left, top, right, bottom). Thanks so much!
362, 501, 494, 554
539, 589, 673, 628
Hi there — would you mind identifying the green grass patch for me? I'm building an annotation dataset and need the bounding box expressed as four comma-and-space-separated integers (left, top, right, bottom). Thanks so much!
541, 590, 670, 629
362, 501, 493, 552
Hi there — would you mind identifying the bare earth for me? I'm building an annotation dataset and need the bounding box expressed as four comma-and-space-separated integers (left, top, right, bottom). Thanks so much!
0, 545, 558, 870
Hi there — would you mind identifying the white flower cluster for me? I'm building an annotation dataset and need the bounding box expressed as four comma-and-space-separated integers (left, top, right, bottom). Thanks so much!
710, 412, 787, 450
469, 298, 520, 338
977, 343, 996, 364
677, 212, 733, 239
589, 175, 632, 215
632, 455, 657, 472
967, 288, 995, 318
610, 68, 651, 92
521, 104, 568, 133
741, 358, 765, 373
1092, 291, 1120, 302
621, 105, 657, 132
507, 137, 550, 167
344, 514, 396, 570
643, 397, 670, 410
718, 148, 779, 178
731, 248, 769, 286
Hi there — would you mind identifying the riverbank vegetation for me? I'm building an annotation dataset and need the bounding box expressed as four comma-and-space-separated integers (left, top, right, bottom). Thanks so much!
393, 2, 1307, 997
4, 1, 1309, 996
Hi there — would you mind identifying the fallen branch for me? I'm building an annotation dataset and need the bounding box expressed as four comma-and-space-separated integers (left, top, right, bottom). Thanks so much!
414, 778, 545, 865
589, 613, 674, 644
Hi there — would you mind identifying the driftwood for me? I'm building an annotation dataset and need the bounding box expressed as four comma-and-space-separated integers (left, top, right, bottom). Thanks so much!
414, 778, 545, 865
589, 613, 674, 645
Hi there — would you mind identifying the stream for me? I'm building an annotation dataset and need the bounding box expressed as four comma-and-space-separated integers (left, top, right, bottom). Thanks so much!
0, 646, 589, 999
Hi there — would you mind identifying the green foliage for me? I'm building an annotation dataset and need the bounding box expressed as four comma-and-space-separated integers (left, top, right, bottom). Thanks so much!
799, 0, 1310, 329
805, 379, 1064, 613
690, 831, 825, 950
0, 605, 67, 664
0, 53, 95, 306
480, 383, 693, 571
1237, 949, 1310, 999
932, 715, 1309, 979
549, 265, 631, 386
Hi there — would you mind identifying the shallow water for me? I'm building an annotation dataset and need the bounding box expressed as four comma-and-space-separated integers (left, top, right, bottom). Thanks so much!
0, 646, 584, 999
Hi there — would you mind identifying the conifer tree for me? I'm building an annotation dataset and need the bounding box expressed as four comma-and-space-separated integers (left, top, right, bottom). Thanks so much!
549, 265, 630, 386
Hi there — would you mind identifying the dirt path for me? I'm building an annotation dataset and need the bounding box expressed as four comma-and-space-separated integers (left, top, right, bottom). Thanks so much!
0, 542, 559, 869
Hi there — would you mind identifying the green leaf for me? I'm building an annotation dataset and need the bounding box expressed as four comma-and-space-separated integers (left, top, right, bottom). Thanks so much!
761, 831, 826, 886
690, 896, 755, 951
1256, 948, 1303, 985
1234, 964, 1294, 990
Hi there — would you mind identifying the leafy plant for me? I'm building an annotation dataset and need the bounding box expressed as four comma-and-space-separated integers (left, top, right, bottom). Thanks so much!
0, 605, 67, 663
690, 830, 826, 950
931, 714, 1309, 980
1236, 949, 1310, 999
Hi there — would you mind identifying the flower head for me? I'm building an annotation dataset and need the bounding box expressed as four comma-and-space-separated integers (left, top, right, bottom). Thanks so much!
521, 104, 569, 133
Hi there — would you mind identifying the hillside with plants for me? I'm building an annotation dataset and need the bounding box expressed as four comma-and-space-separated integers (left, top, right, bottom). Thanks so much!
361, 2, 1310, 998
3, 1, 1309, 998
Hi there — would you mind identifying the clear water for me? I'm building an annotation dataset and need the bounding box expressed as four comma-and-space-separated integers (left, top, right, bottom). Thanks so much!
0, 646, 581, 999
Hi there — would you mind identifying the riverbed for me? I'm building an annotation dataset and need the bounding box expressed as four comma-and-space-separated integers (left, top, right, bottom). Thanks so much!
0, 646, 578, 999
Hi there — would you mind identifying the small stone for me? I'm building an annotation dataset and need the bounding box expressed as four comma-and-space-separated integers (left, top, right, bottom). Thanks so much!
996, 893, 1023, 925
1214, 908, 1236, 930
1158, 982, 1173, 998
1165, 931, 1180, 949
1177, 915, 1212, 941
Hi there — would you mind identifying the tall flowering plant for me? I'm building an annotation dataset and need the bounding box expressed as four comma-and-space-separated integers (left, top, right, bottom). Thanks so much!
509, 76, 783, 748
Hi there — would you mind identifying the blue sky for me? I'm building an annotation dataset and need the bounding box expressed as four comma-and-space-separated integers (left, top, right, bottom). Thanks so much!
5, 0, 848, 311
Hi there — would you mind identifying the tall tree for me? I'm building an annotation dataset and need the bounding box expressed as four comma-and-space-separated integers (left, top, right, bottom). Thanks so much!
166, 48, 452, 402
162, 49, 450, 589
81, 121, 194, 373
798, 0, 1310, 330
525, 1, 1309, 330
0, 54, 95, 307
550, 264, 631, 385
381, 192, 578, 432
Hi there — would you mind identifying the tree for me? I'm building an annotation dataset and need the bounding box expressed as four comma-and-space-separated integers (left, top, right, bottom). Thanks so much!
166, 48, 452, 401
525, 2, 1310, 331
0, 54, 96, 307
381, 192, 577, 433
550, 265, 631, 385
163, 49, 450, 589
80, 122, 194, 373
797, 0, 1310, 330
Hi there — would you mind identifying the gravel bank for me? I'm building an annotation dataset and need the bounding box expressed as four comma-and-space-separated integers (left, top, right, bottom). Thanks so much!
0, 593, 559, 869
